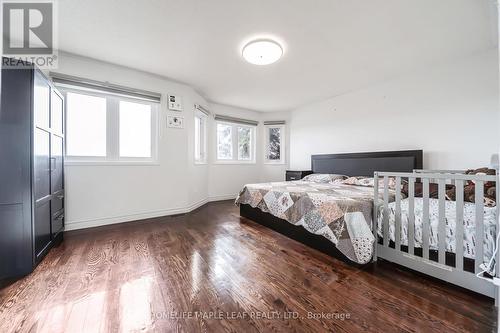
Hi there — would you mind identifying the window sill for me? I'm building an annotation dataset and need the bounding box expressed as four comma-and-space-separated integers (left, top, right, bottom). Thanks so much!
194, 161, 208, 165
65, 160, 160, 166
213, 160, 256, 165
264, 161, 286, 165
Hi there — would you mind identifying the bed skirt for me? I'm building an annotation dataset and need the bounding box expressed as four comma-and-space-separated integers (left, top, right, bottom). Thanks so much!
239, 204, 363, 267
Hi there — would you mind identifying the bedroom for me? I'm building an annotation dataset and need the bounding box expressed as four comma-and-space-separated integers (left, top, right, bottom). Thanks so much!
0, 0, 499, 332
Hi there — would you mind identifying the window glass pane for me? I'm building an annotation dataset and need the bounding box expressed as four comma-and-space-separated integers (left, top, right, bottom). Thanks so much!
119, 101, 152, 158
66, 92, 107, 156
194, 116, 201, 161
217, 123, 232, 160
267, 127, 281, 160
238, 126, 251, 160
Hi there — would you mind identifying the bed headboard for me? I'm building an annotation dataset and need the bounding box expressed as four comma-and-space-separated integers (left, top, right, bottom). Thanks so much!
311, 150, 423, 177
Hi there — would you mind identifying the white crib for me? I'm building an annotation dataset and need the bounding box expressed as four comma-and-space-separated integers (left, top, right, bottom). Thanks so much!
373, 170, 499, 300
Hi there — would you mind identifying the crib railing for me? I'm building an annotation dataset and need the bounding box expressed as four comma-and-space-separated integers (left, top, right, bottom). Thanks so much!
373, 170, 499, 298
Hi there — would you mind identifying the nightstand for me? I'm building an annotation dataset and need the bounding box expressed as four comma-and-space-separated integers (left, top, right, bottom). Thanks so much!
286, 170, 313, 181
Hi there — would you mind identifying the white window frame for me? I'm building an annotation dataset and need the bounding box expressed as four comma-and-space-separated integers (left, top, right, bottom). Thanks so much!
194, 110, 207, 164
264, 124, 285, 164
61, 87, 159, 165
215, 120, 256, 164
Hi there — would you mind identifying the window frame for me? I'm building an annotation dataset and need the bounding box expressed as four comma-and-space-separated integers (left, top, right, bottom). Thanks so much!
215, 120, 256, 164
61, 87, 159, 165
264, 124, 285, 165
194, 110, 208, 165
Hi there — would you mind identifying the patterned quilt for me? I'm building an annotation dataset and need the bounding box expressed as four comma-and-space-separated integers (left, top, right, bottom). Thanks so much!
235, 180, 390, 264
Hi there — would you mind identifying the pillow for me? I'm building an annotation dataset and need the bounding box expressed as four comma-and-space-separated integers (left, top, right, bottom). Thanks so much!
302, 173, 348, 183
402, 183, 454, 199
399, 167, 497, 207
465, 167, 496, 187
340, 176, 399, 189
446, 168, 496, 207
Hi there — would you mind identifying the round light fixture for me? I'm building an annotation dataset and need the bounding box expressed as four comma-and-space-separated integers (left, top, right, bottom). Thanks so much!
242, 39, 283, 65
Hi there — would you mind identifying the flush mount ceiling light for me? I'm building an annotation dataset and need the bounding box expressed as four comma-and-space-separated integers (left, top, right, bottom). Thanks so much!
242, 39, 283, 65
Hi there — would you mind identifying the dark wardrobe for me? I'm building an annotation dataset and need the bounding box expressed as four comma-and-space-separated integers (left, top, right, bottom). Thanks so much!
0, 59, 65, 279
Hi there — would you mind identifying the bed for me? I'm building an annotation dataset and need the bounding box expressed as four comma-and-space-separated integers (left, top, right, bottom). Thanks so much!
237, 179, 384, 264
237, 150, 499, 300
237, 150, 422, 264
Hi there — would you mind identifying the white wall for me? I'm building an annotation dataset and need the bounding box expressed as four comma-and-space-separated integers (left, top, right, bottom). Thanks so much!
289, 49, 499, 170
58, 53, 210, 230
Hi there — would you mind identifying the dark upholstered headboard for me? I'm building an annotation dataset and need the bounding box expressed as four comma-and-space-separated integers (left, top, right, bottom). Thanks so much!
311, 150, 423, 177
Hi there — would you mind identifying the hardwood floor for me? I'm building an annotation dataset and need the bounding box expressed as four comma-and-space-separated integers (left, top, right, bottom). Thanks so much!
0, 200, 496, 332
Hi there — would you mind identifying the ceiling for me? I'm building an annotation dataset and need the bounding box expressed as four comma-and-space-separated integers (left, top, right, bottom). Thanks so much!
58, 0, 498, 112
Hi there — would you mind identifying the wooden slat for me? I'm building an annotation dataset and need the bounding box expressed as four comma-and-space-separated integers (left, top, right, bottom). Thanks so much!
395, 177, 402, 251
438, 179, 446, 265
383, 176, 389, 247
455, 179, 464, 271
475, 181, 484, 274
408, 177, 415, 255
422, 178, 430, 260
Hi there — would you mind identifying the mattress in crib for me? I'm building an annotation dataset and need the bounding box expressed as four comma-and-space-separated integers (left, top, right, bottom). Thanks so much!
377, 198, 497, 261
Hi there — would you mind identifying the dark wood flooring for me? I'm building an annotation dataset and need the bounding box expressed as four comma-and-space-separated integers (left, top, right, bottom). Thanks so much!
0, 200, 496, 332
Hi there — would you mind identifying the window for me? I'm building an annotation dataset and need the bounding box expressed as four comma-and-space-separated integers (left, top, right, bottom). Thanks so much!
238, 126, 252, 160
194, 111, 207, 163
216, 123, 233, 160
63, 89, 158, 163
66, 92, 107, 157
265, 125, 285, 164
216, 121, 255, 163
119, 101, 152, 158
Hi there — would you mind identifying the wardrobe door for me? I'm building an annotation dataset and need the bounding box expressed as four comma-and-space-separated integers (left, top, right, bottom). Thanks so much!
50, 90, 64, 236
33, 72, 52, 258
0, 65, 33, 277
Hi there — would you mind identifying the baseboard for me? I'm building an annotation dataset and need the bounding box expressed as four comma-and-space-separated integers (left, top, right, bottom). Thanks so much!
65, 197, 210, 231
208, 194, 237, 202
64, 194, 237, 231
187, 197, 210, 211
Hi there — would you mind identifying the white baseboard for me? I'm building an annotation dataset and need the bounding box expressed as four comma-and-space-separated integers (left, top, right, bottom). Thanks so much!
64, 197, 208, 231
187, 197, 210, 211
64, 195, 234, 231
208, 194, 237, 202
